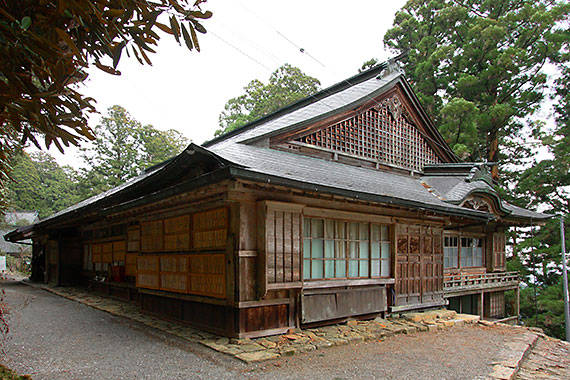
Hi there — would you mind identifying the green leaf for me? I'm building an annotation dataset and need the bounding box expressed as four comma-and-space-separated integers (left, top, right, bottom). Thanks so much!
20, 16, 31, 30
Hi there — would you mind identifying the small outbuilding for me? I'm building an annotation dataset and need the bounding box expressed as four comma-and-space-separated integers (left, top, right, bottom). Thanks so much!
5, 60, 548, 337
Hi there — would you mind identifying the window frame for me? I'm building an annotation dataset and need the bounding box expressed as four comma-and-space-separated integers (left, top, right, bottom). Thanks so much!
303, 217, 392, 281
444, 233, 485, 270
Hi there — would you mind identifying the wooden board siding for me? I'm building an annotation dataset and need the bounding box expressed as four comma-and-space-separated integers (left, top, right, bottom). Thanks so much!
301, 287, 387, 324
257, 201, 304, 297
492, 233, 506, 271
395, 224, 444, 310
140, 293, 233, 336
484, 291, 505, 318
239, 304, 290, 333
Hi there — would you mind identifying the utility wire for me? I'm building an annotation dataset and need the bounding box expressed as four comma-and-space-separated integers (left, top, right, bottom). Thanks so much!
233, 0, 326, 67
216, 4, 460, 159
208, 29, 272, 71
208, 19, 284, 66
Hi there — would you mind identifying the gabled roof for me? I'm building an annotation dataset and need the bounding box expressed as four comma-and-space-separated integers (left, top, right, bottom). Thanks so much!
4, 58, 550, 241
205, 63, 458, 165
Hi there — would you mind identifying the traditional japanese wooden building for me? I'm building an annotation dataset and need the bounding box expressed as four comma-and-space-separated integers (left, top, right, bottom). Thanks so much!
5, 60, 549, 337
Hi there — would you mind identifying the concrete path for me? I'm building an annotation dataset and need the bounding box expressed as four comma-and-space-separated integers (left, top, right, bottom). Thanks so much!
0, 277, 558, 380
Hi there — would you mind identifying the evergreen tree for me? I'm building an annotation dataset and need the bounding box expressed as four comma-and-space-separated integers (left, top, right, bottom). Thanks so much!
7, 150, 80, 218
79, 105, 188, 198
383, 0, 569, 177
216, 64, 321, 136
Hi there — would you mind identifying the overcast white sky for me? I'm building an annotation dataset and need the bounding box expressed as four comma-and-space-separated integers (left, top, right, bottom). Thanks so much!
42, 0, 408, 167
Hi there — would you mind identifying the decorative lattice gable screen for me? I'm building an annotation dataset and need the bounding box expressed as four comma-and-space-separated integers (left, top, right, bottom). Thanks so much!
295, 101, 441, 172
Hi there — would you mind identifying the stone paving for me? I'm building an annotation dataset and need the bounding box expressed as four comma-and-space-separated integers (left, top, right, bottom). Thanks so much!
23, 281, 487, 363
516, 333, 570, 380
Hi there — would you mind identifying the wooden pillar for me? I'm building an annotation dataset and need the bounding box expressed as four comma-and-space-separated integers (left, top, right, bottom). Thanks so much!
516, 286, 520, 325
480, 291, 485, 319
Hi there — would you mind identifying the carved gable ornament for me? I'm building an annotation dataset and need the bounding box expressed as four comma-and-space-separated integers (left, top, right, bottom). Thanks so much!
377, 94, 409, 122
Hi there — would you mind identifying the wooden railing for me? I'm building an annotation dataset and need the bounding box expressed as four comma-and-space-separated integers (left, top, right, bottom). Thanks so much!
444, 271, 519, 294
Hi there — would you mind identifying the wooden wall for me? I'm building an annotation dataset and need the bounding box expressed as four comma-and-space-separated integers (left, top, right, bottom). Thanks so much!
256, 201, 304, 298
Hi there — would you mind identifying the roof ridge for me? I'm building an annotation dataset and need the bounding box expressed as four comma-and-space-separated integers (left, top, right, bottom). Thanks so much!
202, 60, 392, 148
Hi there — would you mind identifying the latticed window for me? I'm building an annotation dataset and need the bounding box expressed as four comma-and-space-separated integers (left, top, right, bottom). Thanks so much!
444, 235, 484, 269
296, 104, 441, 172
303, 217, 391, 280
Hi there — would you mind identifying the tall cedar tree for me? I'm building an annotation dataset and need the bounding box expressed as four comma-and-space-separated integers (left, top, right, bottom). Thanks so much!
79, 105, 188, 199
216, 64, 321, 136
383, 0, 569, 179
507, 30, 570, 338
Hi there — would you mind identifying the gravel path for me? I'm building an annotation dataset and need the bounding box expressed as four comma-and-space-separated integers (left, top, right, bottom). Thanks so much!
247, 324, 528, 380
1, 279, 249, 380
1, 277, 544, 380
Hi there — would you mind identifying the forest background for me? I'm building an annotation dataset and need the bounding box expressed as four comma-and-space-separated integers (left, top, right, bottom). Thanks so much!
2, 0, 569, 339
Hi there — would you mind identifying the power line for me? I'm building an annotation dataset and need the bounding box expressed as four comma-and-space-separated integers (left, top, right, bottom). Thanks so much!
208, 19, 284, 66
208, 30, 272, 71
233, 0, 326, 67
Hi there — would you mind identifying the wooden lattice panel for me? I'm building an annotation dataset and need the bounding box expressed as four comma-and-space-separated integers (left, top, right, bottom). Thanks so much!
188, 254, 225, 298
125, 252, 137, 276
141, 220, 164, 252
102, 242, 113, 263
159, 255, 189, 293
135, 253, 225, 298
192, 208, 228, 250
92, 243, 102, 263
127, 226, 140, 252
164, 215, 190, 251
164, 215, 190, 234
296, 105, 441, 172
137, 272, 159, 289
112, 240, 126, 262
136, 255, 160, 289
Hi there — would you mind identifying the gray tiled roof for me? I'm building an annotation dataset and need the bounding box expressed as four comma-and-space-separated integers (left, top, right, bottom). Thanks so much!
206, 71, 402, 150
421, 174, 549, 220
502, 202, 550, 220
209, 144, 486, 217
421, 175, 493, 202
6, 61, 549, 238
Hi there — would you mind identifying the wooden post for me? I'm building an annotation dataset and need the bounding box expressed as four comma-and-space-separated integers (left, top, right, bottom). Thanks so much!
480, 291, 484, 319
516, 286, 520, 325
